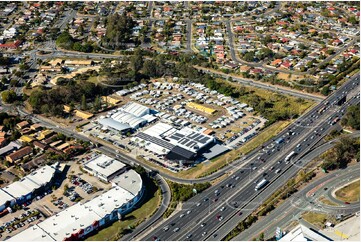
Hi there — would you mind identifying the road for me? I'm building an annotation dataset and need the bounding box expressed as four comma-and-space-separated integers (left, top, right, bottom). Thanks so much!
195, 66, 324, 102
141, 75, 359, 241
235, 163, 360, 241
120, 174, 171, 241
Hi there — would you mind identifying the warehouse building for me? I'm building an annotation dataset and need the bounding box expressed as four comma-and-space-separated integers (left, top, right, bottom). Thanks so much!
132, 122, 218, 164
97, 102, 156, 133
0, 164, 59, 212
9, 168, 143, 241
83, 154, 127, 182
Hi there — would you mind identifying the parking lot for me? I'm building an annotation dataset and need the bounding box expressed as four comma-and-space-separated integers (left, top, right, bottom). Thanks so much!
0, 158, 112, 239
0, 209, 43, 240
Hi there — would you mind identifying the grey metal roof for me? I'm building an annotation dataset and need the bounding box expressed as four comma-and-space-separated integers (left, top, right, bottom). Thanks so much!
98, 118, 131, 132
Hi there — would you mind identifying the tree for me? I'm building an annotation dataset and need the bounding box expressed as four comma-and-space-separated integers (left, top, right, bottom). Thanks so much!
142, 60, 157, 77
341, 105, 360, 130
321, 86, 330, 96
81, 94, 87, 111
243, 51, 255, 62
1, 90, 17, 103
93, 96, 101, 112
130, 48, 144, 73
56, 31, 74, 49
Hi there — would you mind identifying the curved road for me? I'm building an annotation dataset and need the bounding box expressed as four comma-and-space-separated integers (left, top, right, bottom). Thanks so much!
120, 174, 171, 241
235, 165, 360, 241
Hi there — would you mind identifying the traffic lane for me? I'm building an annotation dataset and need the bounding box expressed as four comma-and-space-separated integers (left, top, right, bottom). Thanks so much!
202, 114, 354, 240
143, 102, 338, 240
210, 97, 358, 240
148, 170, 256, 240
236, 166, 360, 241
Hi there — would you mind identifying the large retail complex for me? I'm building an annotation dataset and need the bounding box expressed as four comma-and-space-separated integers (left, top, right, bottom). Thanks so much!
8, 155, 144, 241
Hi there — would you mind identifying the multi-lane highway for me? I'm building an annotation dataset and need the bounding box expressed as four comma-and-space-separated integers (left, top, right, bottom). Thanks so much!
236, 164, 360, 241
142, 75, 359, 241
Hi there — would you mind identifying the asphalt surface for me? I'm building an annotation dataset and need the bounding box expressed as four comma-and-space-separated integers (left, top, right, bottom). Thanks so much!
142, 75, 360, 241
235, 164, 360, 241
121, 174, 171, 241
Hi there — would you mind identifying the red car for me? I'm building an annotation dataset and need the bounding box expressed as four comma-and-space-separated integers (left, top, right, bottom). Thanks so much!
345, 202, 350, 205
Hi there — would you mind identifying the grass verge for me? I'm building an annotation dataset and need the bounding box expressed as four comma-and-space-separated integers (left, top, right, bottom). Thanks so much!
86, 176, 161, 241
302, 212, 337, 229
318, 196, 338, 206
335, 179, 360, 203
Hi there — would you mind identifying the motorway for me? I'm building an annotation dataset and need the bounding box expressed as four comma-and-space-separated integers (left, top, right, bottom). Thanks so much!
142, 75, 359, 241
235, 164, 360, 241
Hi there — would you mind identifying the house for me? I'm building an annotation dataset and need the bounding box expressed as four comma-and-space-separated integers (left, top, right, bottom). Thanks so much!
63, 105, 73, 113
281, 61, 292, 69
239, 65, 252, 73
0, 138, 7, 147
37, 130, 54, 141
19, 135, 34, 144
30, 124, 42, 131
102, 95, 122, 105
0, 40, 21, 49
6, 146, 32, 163
270, 59, 283, 67
16, 121, 29, 130
33, 141, 47, 151
75, 110, 94, 120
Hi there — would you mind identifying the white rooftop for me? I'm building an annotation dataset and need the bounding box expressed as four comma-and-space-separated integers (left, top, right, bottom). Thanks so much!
143, 122, 174, 138
2, 164, 57, 199
83, 154, 126, 180
8, 224, 56, 241
111, 169, 143, 196
120, 102, 150, 117
9, 177, 142, 241
0, 189, 15, 207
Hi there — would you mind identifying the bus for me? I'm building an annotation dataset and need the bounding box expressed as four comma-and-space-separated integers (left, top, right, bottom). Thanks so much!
255, 179, 268, 191
285, 151, 297, 162
318, 106, 326, 114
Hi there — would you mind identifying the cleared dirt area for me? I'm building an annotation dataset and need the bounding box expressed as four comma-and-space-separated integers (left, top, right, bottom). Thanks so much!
335, 179, 360, 203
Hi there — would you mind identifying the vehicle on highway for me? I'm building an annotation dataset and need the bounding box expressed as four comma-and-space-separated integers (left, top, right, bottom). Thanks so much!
180, 213, 185, 218
213, 234, 218, 238
269, 166, 274, 171
186, 234, 192, 239
202, 231, 207, 237
187, 210, 192, 214
345, 202, 350, 205
285, 151, 297, 162
275, 169, 281, 174
238, 211, 243, 216
255, 179, 268, 191
196, 202, 201, 206
201, 222, 206, 227
173, 227, 180, 232
163, 226, 169, 231
220, 206, 225, 211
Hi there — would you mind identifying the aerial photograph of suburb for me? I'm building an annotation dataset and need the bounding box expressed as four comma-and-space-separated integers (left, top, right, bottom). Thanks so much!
0, 1, 359, 241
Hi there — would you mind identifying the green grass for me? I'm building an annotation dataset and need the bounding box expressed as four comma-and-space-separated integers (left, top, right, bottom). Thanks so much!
86, 177, 161, 241
302, 212, 334, 229
335, 180, 360, 203
238, 120, 291, 155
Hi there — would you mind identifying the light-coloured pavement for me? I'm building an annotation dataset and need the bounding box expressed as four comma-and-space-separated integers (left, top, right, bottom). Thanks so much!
321, 215, 360, 241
